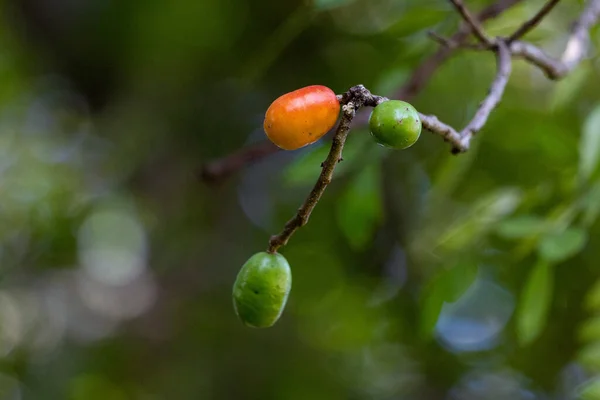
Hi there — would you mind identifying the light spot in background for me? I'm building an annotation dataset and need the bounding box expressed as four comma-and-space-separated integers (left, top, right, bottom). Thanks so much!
0, 292, 25, 356
331, 342, 422, 399
76, 270, 157, 321
28, 278, 69, 357
64, 278, 118, 343
238, 133, 294, 231
0, 286, 68, 359
557, 363, 590, 399
449, 369, 535, 400
435, 274, 515, 353
78, 205, 147, 286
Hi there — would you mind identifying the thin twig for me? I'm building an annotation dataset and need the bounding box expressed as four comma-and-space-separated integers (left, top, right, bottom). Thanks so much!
427, 31, 486, 50
510, 0, 600, 79
507, 0, 561, 43
562, 0, 600, 71
454, 40, 512, 153
427, 31, 460, 49
419, 113, 462, 145
509, 40, 568, 79
198, 141, 280, 184
448, 0, 494, 46
267, 85, 381, 253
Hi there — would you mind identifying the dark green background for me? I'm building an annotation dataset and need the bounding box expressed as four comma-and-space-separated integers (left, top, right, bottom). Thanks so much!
0, 0, 598, 398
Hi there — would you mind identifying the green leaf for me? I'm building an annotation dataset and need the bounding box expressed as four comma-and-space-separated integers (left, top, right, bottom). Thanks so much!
578, 379, 600, 400
436, 188, 522, 251
495, 215, 548, 239
516, 260, 554, 346
537, 227, 587, 263
420, 263, 479, 338
549, 64, 590, 111
579, 104, 600, 182
581, 181, 600, 227
336, 164, 383, 250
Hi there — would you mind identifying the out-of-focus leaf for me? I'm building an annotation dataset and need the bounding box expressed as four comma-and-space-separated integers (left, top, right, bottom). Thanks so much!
282, 143, 330, 186
549, 65, 590, 111
578, 342, 600, 370
581, 181, 600, 227
420, 263, 479, 338
313, 0, 356, 11
579, 104, 600, 182
336, 164, 383, 250
328, 0, 406, 36
373, 68, 409, 97
495, 215, 548, 239
430, 137, 481, 204
385, 5, 447, 37
299, 285, 381, 351
578, 379, 600, 400
436, 188, 521, 251
579, 316, 600, 343
282, 133, 370, 187
241, 6, 313, 83
516, 260, 553, 346
537, 227, 587, 263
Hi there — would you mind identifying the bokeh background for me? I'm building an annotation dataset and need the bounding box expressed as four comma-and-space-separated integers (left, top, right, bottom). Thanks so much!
0, 0, 599, 398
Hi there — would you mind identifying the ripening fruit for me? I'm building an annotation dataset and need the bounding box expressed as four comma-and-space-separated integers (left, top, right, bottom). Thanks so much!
232, 251, 292, 328
368, 100, 422, 149
264, 85, 340, 150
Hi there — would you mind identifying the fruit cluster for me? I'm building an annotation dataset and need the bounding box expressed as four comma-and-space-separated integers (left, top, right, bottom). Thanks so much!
263, 85, 422, 151
233, 85, 423, 328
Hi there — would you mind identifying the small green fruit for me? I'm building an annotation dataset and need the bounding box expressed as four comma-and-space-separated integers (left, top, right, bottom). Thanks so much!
232, 251, 292, 328
368, 100, 422, 149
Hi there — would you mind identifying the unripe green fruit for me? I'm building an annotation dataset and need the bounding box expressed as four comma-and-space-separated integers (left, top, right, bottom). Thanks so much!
368, 100, 422, 149
232, 251, 292, 328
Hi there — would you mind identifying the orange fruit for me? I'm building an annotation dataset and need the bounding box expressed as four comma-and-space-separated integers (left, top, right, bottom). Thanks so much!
264, 85, 340, 150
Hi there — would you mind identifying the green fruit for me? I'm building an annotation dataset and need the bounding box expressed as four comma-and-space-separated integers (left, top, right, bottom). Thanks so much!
232, 251, 292, 328
368, 100, 422, 149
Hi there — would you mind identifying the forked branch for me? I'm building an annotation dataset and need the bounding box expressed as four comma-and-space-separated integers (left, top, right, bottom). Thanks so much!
511, 0, 600, 79
448, 0, 494, 46
199, 0, 600, 186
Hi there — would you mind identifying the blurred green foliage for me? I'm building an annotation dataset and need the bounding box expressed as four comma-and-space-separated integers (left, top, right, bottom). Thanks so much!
0, 0, 597, 399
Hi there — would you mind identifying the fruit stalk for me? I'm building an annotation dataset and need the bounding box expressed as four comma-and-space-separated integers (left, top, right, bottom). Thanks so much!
267, 85, 384, 254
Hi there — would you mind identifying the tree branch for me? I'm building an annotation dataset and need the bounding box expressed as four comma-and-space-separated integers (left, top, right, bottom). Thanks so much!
509, 40, 568, 79
419, 113, 462, 145
507, 0, 561, 43
454, 40, 512, 153
198, 141, 280, 184
448, 0, 494, 46
199, 0, 523, 183
266, 85, 383, 253
264, 53, 512, 252
201, 0, 598, 183
394, 0, 522, 101
510, 0, 600, 79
